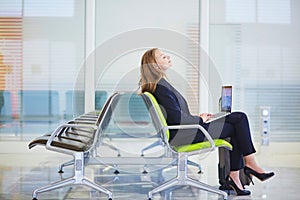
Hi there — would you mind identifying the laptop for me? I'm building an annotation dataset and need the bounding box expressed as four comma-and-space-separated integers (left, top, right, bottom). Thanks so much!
206, 85, 232, 123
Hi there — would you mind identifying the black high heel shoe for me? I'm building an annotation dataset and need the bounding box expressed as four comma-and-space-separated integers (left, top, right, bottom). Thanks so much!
226, 176, 251, 196
244, 166, 275, 184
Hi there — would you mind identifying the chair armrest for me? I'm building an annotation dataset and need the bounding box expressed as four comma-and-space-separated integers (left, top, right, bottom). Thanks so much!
46, 124, 97, 154
66, 120, 98, 132
166, 124, 216, 150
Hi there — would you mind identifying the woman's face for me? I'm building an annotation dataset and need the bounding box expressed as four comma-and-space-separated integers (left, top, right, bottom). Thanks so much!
154, 49, 172, 72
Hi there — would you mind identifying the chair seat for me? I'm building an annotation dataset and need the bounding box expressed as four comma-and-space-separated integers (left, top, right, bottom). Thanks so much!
142, 92, 233, 200
173, 139, 232, 153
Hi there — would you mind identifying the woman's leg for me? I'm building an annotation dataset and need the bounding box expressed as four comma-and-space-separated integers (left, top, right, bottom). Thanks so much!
244, 154, 265, 173
204, 112, 257, 191
204, 112, 273, 192
221, 113, 267, 173
206, 112, 257, 170
204, 113, 251, 170
229, 170, 244, 189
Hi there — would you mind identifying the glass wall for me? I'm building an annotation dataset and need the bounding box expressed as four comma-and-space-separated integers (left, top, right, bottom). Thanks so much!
209, 0, 300, 142
2, 0, 298, 143
0, 0, 86, 138
94, 0, 201, 115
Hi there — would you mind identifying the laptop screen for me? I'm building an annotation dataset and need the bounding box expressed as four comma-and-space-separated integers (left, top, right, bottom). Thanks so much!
221, 86, 232, 112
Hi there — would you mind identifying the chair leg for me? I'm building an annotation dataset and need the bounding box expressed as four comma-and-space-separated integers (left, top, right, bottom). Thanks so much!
102, 141, 121, 157
32, 152, 112, 200
82, 178, 113, 199
32, 177, 113, 200
148, 154, 186, 199
58, 159, 74, 173
141, 139, 162, 156
32, 177, 76, 199
185, 177, 228, 200
148, 153, 227, 200
148, 177, 179, 200
187, 160, 202, 173
58, 152, 90, 173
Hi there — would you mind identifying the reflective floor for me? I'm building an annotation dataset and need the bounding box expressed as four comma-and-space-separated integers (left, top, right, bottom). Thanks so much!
0, 140, 299, 200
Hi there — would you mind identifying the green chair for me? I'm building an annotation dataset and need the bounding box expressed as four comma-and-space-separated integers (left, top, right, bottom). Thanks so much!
142, 92, 232, 200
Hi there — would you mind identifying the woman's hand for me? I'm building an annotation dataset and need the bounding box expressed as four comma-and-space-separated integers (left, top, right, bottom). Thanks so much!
200, 113, 213, 123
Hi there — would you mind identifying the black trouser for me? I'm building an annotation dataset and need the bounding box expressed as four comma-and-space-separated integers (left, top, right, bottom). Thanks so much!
203, 112, 256, 171
169, 112, 256, 171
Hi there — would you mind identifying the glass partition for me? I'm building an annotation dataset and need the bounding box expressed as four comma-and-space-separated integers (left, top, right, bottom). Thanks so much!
209, 0, 300, 142
0, 0, 86, 138
95, 0, 201, 114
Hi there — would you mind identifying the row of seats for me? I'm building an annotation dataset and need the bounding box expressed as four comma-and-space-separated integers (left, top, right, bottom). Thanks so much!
28, 92, 120, 200
28, 91, 232, 200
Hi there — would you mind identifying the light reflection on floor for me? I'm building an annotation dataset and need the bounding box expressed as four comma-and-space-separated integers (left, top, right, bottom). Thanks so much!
0, 140, 299, 200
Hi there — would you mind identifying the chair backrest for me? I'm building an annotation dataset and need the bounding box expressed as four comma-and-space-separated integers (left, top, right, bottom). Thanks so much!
89, 92, 121, 151
142, 92, 170, 142
95, 92, 120, 128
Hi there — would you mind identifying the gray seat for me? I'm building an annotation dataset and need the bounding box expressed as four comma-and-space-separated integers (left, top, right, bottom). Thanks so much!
28, 92, 120, 200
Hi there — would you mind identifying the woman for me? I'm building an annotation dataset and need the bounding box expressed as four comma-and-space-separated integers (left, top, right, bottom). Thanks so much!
139, 48, 274, 196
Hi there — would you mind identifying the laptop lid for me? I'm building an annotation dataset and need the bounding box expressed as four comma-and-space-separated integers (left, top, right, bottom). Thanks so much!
221, 86, 232, 112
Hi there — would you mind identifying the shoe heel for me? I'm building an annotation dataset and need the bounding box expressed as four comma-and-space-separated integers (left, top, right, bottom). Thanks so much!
244, 166, 275, 182
227, 176, 251, 196
245, 173, 254, 185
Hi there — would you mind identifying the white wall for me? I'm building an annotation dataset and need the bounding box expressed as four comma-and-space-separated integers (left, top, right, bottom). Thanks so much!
94, 0, 200, 97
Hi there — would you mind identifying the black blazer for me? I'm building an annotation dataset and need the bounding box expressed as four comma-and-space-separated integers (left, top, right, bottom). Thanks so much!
153, 78, 205, 145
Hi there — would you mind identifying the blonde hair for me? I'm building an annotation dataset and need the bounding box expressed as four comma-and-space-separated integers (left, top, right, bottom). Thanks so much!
139, 48, 165, 93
